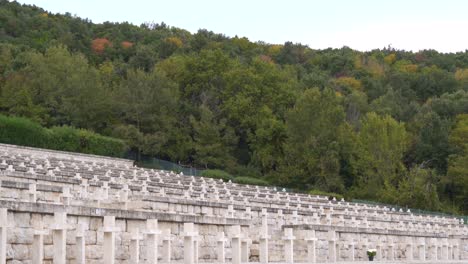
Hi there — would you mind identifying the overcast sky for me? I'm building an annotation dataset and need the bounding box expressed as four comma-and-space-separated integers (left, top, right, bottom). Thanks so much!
15, 0, 468, 53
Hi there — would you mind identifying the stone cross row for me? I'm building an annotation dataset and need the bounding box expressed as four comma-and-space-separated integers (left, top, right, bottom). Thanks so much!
0, 207, 464, 264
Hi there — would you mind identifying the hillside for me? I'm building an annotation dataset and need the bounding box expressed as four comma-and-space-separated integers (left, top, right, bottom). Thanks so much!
0, 1, 467, 214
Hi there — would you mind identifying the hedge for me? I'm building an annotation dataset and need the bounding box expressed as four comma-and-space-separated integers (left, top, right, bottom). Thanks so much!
201, 169, 233, 181
308, 189, 344, 200
0, 114, 127, 157
234, 176, 269, 186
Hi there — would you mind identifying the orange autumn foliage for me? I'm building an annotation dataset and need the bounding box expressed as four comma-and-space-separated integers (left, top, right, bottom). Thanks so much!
91, 38, 112, 54
258, 55, 274, 64
121, 41, 134, 49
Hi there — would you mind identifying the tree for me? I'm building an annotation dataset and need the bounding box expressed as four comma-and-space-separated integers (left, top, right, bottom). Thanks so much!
443, 114, 468, 213
0, 46, 112, 129
190, 105, 238, 169
350, 112, 408, 200
280, 88, 345, 192
114, 68, 179, 157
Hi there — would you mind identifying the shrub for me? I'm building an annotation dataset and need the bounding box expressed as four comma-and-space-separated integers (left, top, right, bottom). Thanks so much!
201, 169, 233, 181
49, 126, 81, 151
308, 189, 344, 200
75, 129, 127, 157
234, 176, 269, 186
0, 115, 51, 148
0, 114, 127, 157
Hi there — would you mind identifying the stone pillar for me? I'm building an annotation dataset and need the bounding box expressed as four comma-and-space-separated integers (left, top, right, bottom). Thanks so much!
103, 216, 118, 264
29, 183, 37, 202
283, 228, 295, 264
387, 242, 395, 261
61, 187, 72, 206
453, 240, 460, 260
0, 209, 6, 264
406, 236, 413, 261
429, 238, 438, 261
130, 228, 143, 264
418, 238, 426, 261
259, 209, 269, 264
448, 244, 453, 260
328, 230, 336, 263
376, 243, 382, 261
349, 239, 356, 261
241, 238, 251, 263
231, 225, 242, 264
291, 211, 299, 225
162, 229, 172, 263
75, 223, 86, 264
32, 224, 48, 264
145, 219, 161, 264
306, 230, 317, 263
442, 238, 449, 260
216, 232, 226, 263
51, 212, 67, 264
183, 223, 198, 264
227, 205, 235, 218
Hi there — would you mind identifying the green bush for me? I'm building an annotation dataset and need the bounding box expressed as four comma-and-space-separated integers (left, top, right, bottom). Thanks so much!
49, 126, 81, 151
308, 189, 344, 200
0, 115, 51, 148
0, 114, 127, 157
234, 176, 270, 186
201, 169, 233, 181
76, 129, 127, 157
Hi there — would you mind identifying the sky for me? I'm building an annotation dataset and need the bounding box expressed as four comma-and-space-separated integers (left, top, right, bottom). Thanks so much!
15, 0, 468, 53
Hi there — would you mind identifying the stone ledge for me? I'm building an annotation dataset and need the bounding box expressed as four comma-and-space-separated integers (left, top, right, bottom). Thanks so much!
284, 224, 468, 238
0, 143, 134, 165
0, 199, 251, 226
1, 179, 62, 192
1, 171, 80, 184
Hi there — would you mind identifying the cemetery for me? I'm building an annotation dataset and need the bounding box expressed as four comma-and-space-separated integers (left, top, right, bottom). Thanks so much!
0, 143, 466, 264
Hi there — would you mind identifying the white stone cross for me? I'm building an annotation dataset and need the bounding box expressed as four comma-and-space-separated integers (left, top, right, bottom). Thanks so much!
417, 237, 426, 261
80, 179, 89, 199
305, 230, 317, 263
32, 222, 48, 264
230, 225, 242, 264
291, 211, 299, 225
277, 209, 284, 227
61, 187, 72, 205
51, 212, 68, 264
75, 223, 86, 264
130, 228, 143, 264
241, 237, 251, 263
162, 229, 172, 263
244, 207, 251, 219
0, 208, 7, 264
406, 236, 414, 261
226, 205, 235, 218
216, 232, 227, 263
145, 219, 161, 264
259, 209, 269, 264
283, 228, 295, 264
103, 216, 119, 264
183, 223, 199, 264
120, 184, 130, 202
29, 183, 37, 202
102, 182, 110, 200
328, 230, 337, 262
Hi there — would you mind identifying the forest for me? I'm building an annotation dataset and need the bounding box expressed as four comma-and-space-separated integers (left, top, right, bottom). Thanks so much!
0, 1, 467, 215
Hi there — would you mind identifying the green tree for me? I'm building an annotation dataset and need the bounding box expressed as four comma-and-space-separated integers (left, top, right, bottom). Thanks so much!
114, 68, 179, 157
190, 104, 238, 169
350, 112, 408, 200
280, 88, 345, 192
444, 114, 468, 213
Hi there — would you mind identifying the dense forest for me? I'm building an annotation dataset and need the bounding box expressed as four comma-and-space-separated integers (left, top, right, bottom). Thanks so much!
0, 1, 467, 214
